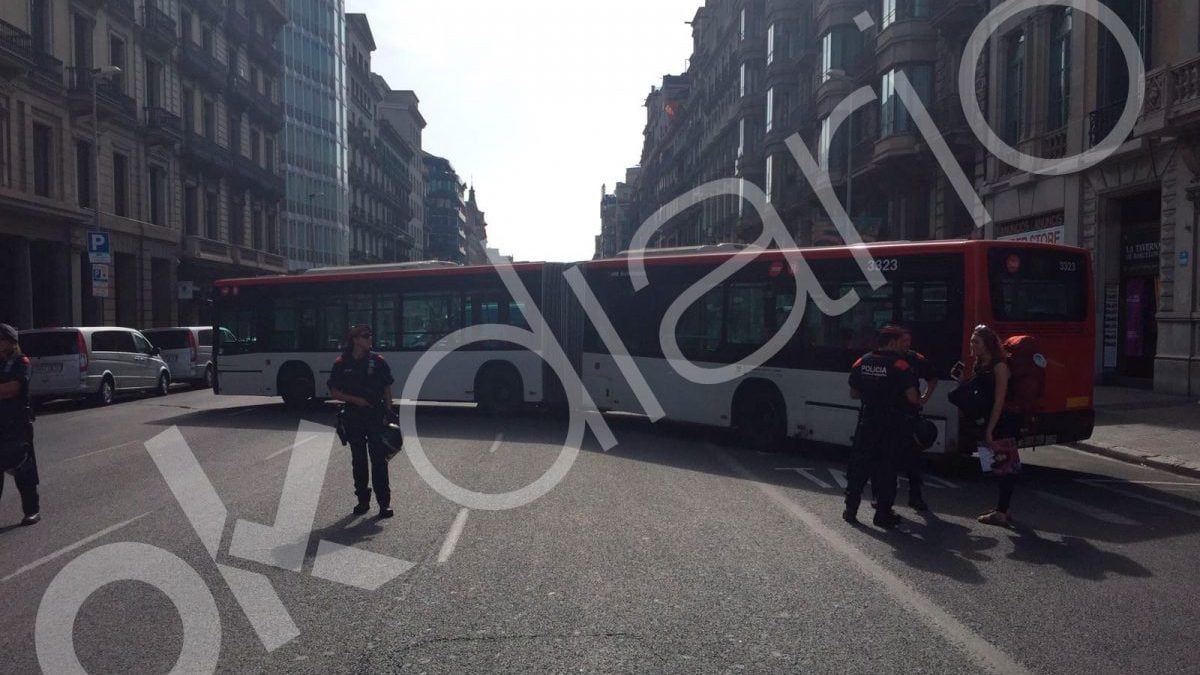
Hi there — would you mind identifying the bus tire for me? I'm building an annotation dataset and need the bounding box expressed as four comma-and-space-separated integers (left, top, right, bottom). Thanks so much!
476, 362, 522, 415
733, 382, 788, 453
279, 363, 315, 410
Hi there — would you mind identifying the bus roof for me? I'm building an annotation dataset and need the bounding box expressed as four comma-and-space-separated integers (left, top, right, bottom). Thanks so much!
215, 260, 545, 287
584, 239, 1087, 269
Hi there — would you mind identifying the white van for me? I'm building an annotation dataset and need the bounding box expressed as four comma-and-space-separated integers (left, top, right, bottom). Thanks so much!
20, 327, 172, 406
142, 326, 230, 389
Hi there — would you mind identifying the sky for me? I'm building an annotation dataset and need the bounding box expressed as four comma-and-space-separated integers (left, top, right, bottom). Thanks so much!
345, 0, 703, 263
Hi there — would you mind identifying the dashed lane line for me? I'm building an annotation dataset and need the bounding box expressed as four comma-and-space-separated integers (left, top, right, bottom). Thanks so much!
1, 512, 154, 583
488, 432, 505, 454
58, 440, 141, 463
437, 509, 470, 564
1032, 491, 1141, 526
712, 443, 1032, 675
1078, 480, 1200, 517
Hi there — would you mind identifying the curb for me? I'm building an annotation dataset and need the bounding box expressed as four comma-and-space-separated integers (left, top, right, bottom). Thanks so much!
1068, 441, 1200, 481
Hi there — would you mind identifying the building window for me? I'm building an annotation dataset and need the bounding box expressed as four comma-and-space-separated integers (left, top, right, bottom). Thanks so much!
765, 156, 774, 203
113, 152, 128, 217
203, 100, 215, 140
767, 24, 775, 65
72, 13, 92, 68
184, 185, 198, 235
737, 117, 745, 159
740, 63, 747, 98
229, 197, 244, 246
739, 8, 747, 41
76, 140, 92, 207
145, 58, 162, 108
252, 208, 263, 250
881, 0, 930, 29
182, 87, 194, 132
32, 123, 52, 197
180, 10, 192, 43
202, 26, 214, 55
1004, 31, 1026, 143
205, 191, 219, 240
880, 63, 933, 136
31, 0, 50, 53
821, 26, 862, 82
228, 113, 241, 154
1048, 8, 1072, 131
109, 35, 126, 92
765, 87, 774, 133
148, 167, 164, 225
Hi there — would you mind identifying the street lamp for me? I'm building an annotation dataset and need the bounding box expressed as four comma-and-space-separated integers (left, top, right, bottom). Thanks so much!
90, 66, 120, 322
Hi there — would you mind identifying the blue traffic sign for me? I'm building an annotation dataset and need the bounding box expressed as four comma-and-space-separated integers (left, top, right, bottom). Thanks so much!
87, 231, 112, 264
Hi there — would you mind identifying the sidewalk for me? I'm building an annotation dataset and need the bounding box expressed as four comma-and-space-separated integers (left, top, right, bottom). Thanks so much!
1068, 386, 1200, 479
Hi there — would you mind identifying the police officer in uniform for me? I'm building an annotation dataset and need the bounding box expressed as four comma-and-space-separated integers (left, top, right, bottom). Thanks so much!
328, 325, 395, 519
0, 323, 39, 525
844, 325, 920, 529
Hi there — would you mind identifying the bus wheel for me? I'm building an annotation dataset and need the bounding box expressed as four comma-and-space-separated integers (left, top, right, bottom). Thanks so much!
279, 364, 315, 410
476, 364, 522, 415
735, 386, 787, 453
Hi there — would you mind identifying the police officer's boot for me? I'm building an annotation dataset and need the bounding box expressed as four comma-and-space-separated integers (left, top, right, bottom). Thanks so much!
353, 490, 372, 516
842, 496, 861, 525
872, 507, 901, 529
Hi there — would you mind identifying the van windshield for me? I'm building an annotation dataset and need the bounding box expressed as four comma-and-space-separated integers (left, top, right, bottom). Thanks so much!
20, 331, 80, 357
143, 330, 191, 349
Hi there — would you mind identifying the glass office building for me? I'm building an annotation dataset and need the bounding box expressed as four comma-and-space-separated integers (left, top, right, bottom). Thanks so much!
281, 0, 349, 269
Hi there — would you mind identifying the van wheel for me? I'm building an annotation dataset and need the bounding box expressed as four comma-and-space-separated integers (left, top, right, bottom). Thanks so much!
94, 376, 115, 407
156, 372, 171, 397
735, 386, 787, 453
202, 365, 214, 389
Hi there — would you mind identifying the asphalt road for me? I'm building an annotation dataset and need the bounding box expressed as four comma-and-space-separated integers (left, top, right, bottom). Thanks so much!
1, 386, 1199, 674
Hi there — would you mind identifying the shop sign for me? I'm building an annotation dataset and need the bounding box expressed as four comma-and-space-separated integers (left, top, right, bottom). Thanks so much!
995, 212, 1066, 244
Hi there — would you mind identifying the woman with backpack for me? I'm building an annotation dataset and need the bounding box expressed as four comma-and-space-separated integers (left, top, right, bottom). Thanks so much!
958, 324, 1022, 527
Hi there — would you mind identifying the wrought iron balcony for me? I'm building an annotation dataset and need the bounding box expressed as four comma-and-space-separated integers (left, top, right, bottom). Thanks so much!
183, 0, 224, 23
180, 41, 227, 87
181, 133, 228, 171
0, 18, 34, 76
67, 67, 138, 122
30, 51, 63, 90
227, 73, 284, 130
108, 0, 135, 23
142, 3, 177, 53
1088, 101, 1124, 148
247, 36, 282, 72
144, 107, 184, 147
229, 152, 285, 200
225, 7, 251, 43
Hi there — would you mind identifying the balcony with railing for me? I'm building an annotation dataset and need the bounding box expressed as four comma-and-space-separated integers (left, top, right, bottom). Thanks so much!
183, 0, 225, 23
30, 50, 63, 90
67, 67, 138, 121
0, 18, 34, 76
229, 152, 285, 199
145, 107, 184, 146
247, 36, 282, 72
249, 0, 287, 25
227, 73, 284, 129
108, 0, 135, 23
181, 133, 228, 170
142, 3, 177, 53
1088, 100, 1123, 148
1132, 56, 1200, 138
180, 41, 227, 87
225, 6, 250, 43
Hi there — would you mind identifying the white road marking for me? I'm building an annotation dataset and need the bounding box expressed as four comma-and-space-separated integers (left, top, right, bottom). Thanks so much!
437, 508, 470, 563
1080, 479, 1200, 487
776, 468, 832, 489
265, 433, 323, 460
1033, 491, 1141, 526
1, 511, 154, 583
60, 440, 140, 463
488, 432, 505, 454
710, 443, 1032, 675
217, 564, 300, 651
1078, 480, 1200, 517
828, 468, 848, 490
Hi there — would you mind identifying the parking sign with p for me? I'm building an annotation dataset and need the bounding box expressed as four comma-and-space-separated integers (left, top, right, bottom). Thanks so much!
87, 230, 111, 264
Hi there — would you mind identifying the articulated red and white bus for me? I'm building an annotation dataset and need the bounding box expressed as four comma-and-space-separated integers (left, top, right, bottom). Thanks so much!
212, 261, 565, 412
212, 240, 1095, 454
578, 240, 1095, 453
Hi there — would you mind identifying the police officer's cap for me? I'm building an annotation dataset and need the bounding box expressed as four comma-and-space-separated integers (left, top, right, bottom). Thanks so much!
0, 324, 17, 343
913, 417, 939, 450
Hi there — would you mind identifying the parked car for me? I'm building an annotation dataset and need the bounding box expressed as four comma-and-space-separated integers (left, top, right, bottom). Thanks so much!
20, 327, 172, 406
142, 326, 231, 389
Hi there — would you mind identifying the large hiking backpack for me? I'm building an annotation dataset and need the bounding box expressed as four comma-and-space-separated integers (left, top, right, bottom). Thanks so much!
1002, 335, 1046, 421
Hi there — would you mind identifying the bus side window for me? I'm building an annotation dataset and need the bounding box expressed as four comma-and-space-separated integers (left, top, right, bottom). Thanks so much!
676, 287, 723, 360
402, 291, 462, 350
375, 296, 398, 350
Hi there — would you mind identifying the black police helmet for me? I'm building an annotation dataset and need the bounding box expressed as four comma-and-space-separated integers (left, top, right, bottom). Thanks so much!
379, 423, 404, 460
913, 418, 939, 450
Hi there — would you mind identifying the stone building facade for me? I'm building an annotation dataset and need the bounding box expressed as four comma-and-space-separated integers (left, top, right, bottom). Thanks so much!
0, 0, 287, 331
973, 0, 1200, 394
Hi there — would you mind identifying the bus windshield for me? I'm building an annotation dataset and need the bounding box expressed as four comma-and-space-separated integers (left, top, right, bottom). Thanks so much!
988, 248, 1088, 322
